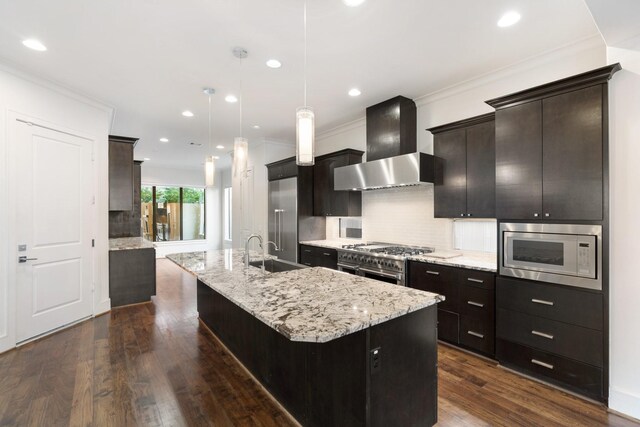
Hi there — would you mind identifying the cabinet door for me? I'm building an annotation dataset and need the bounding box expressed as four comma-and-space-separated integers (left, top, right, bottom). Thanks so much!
495, 101, 543, 219
109, 141, 134, 211
313, 158, 331, 216
542, 85, 603, 220
327, 155, 350, 216
466, 120, 495, 218
434, 128, 467, 218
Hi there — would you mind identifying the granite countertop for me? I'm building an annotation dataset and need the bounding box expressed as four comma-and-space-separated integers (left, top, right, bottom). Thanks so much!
408, 251, 497, 272
109, 237, 155, 251
167, 249, 443, 343
300, 239, 497, 272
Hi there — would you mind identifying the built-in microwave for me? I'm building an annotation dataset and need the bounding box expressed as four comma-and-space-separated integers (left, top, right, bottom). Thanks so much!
499, 223, 602, 290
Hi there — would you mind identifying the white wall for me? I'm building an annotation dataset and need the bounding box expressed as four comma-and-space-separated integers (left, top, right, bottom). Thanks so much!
607, 46, 640, 420
315, 36, 606, 250
232, 140, 294, 250
140, 164, 224, 257
0, 64, 113, 353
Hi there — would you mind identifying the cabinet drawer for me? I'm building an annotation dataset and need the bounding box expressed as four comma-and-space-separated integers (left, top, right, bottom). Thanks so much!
408, 262, 458, 312
459, 315, 494, 356
437, 310, 459, 344
496, 277, 603, 330
497, 339, 603, 400
300, 245, 316, 267
460, 269, 495, 290
317, 248, 337, 270
459, 285, 494, 320
497, 308, 603, 367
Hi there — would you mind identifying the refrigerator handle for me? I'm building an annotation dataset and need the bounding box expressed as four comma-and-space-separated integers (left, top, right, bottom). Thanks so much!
274, 209, 280, 252
279, 209, 284, 251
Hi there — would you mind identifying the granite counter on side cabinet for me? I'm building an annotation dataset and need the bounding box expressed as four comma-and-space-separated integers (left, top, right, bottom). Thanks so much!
108, 237, 156, 307
167, 249, 443, 427
408, 250, 497, 272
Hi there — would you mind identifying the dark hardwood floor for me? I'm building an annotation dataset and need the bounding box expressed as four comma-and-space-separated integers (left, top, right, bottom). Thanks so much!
0, 258, 637, 427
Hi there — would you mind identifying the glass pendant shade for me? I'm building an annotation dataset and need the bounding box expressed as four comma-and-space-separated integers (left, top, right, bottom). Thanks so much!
233, 137, 248, 177
205, 156, 216, 187
296, 106, 315, 166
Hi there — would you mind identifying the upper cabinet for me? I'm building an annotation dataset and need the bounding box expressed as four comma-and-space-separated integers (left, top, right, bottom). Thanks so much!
428, 113, 496, 218
366, 96, 416, 162
313, 149, 364, 217
487, 64, 620, 221
267, 157, 299, 181
109, 135, 138, 211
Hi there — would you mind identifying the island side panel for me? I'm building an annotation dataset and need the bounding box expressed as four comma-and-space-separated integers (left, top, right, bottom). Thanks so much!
369, 305, 438, 427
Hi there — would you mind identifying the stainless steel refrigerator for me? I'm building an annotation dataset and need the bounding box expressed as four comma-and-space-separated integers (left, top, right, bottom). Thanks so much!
268, 177, 298, 262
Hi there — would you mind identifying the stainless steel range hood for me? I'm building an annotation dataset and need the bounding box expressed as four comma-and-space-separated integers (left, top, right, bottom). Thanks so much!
334, 152, 435, 191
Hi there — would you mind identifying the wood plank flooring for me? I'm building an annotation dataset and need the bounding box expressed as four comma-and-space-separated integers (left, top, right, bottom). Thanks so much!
0, 258, 637, 426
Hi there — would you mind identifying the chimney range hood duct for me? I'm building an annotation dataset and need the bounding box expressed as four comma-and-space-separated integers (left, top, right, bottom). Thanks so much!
333, 96, 436, 191
334, 152, 435, 191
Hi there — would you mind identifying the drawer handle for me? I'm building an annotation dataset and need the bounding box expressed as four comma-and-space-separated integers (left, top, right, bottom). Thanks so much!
467, 331, 484, 339
323, 252, 332, 256
467, 278, 484, 284
531, 359, 554, 370
304, 249, 312, 253
531, 330, 554, 340
426, 271, 440, 276
467, 300, 485, 308
531, 298, 554, 306
303, 262, 312, 266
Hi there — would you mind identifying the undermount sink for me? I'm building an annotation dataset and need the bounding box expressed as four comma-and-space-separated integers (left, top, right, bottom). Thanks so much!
249, 258, 308, 273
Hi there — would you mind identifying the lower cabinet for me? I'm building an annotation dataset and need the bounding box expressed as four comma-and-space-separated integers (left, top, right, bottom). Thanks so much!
299, 244, 337, 269
109, 248, 156, 307
495, 276, 605, 401
408, 261, 496, 357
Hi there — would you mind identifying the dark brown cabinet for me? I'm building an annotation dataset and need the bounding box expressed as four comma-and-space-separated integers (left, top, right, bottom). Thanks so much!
299, 244, 337, 270
109, 248, 156, 307
313, 149, 363, 217
428, 113, 495, 218
108, 135, 138, 211
267, 158, 298, 181
366, 96, 417, 162
408, 261, 496, 357
487, 64, 620, 221
496, 276, 605, 401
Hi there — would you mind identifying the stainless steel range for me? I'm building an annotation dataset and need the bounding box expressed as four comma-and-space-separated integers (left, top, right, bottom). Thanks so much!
337, 243, 434, 285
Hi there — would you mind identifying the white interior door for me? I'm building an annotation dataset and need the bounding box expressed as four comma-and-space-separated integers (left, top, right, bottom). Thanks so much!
14, 119, 94, 343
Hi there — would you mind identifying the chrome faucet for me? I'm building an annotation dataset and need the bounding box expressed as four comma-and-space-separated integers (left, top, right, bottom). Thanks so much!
244, 234, 264, 269
265, 240, 279, 254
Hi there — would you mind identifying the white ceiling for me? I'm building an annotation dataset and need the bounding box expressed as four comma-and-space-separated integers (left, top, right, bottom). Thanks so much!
0, 0, 599, 170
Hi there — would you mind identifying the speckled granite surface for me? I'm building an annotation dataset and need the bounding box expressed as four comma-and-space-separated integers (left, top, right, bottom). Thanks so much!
109, 237, 155, 251
166, 249, 443, 343
299, 239, 367, 249
408, 251, 497, 272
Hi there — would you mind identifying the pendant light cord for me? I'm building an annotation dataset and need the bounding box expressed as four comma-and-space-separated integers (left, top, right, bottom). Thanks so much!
239, 56, 243, 138
303, 0, 307, 107
208, 94, 212, 155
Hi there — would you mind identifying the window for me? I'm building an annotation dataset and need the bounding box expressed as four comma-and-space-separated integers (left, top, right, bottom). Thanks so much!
140, 186, 206, 242
224, 187, 232, 241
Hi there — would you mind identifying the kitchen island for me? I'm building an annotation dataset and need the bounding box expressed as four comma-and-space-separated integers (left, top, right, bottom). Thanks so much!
168, 250, 443, 427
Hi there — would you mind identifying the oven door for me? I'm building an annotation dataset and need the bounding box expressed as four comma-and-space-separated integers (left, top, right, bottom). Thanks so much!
358, 267, 403, 286
337, 263, 359, 275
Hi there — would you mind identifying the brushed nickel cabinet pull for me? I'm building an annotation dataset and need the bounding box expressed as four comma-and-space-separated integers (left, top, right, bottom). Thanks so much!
467, 331, 484, 339
531, 359, 554, 370
531, 298, 554, 306
467, 278, 484, 284
467, 301, 485, 308
531, 330, 554, 340
323, 252, 331, 256
426, 271, 440, 276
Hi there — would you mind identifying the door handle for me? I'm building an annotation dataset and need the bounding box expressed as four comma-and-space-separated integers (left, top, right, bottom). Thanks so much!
18, 256, 38, 263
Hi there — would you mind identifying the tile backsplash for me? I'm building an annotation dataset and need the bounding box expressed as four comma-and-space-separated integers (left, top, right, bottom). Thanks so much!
361, 186, 454, 249
453, 220, 497, 252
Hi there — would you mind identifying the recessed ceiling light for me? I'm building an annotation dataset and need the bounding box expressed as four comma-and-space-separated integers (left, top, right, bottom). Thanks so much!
216, 145, 225, 149
252, 125, 260, 129
22, 39, 47, 51
225, 95, 238, 103
143, 157, 151, 161
497, 11, 521, 27
182, 110, 194, 117
159, 137, 169, 143
348, 88, 361, 97
266, 59, 282, 69
343, 0, 365, 6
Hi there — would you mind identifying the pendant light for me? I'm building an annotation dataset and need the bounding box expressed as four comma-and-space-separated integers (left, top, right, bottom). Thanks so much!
203, 87, 216, 187
296, 0, 314, 166
233, 47, 249, 177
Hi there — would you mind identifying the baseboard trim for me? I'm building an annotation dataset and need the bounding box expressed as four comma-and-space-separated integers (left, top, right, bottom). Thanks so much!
609, 388, 640, 421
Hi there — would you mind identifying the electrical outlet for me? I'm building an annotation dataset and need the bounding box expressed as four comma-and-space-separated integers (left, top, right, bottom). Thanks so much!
370, 347, 382, 373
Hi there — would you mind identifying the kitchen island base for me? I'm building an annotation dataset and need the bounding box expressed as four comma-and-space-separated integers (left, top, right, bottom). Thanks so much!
197, 280, 438, 427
